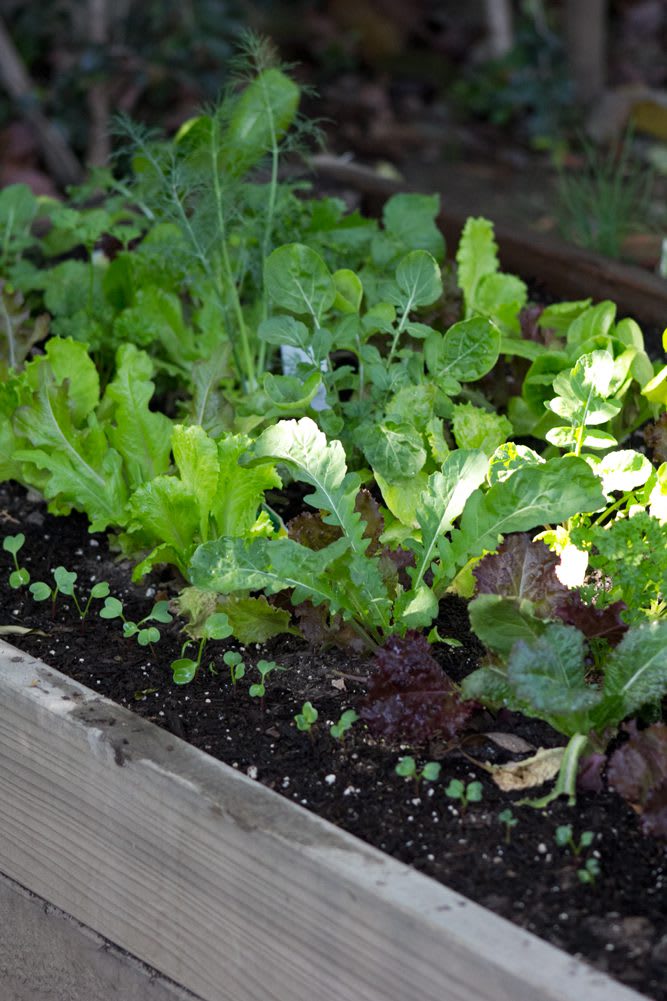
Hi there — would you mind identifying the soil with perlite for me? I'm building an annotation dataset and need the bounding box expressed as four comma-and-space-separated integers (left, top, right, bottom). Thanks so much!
1, 479, 665, 1000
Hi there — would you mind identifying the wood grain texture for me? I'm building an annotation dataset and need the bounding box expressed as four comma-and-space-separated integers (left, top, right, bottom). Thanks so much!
0, 640, 646, 1001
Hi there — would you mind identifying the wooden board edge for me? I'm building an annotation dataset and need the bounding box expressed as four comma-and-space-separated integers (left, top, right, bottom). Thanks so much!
0, 639, 647, 1001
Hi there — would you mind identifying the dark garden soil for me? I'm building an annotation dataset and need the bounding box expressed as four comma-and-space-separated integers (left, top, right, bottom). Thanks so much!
1, 478, 666, 1001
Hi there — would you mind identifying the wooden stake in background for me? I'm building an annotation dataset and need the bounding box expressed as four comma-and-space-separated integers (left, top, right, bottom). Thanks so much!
0, 15, 83, 188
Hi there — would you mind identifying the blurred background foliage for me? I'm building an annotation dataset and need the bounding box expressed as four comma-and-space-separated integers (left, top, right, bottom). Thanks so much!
0, 0, 665, 263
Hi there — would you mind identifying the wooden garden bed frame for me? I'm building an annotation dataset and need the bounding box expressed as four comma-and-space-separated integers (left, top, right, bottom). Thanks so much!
0, 640, 647, 1001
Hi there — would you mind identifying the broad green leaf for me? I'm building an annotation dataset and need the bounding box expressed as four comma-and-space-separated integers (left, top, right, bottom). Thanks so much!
392, 582, 439, 630
262, 371, 323, 412
264, 244, 336, 322
507, 625, 599, 736
545, 426, 618, 450
425, 317, 501, 383
382, 193, 445, 260
375, 470, 429, 528
13, 370, 127, 532
642, 364, 667, 405
394, 250, 442, 310
224, 68, 300, 175
257, 315, 310, 350
443, 456, 605, 578
35, 337, 100, 424
451, 403, 512, 455
216, 594, 296, 644
595, 449, 652, 496
103, 344, 172, 490
172, 423, 219, 539
242, 417, 367, 553
565, 301, 616, 353
189, 535, 348, 610
189, 353, 232, 437
113, 287, 199, 364
461, 665, 512, 707
468, 594, 547, 656
213, 434, 281, 539
475, 272, 527, 333
596, 621, 667, 729
356, 421, 426, 480
487, 442, 544, 485
332, 269, 363, 313
409, 449, 489, 590
128, 478, 200, 574
538, 299, 591, 335
456, 217, 498, 316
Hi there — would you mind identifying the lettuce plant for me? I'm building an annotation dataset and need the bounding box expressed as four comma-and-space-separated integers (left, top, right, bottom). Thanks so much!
463, 614, 667, 807
1, 337, 171, 532
188, 416, 604, 647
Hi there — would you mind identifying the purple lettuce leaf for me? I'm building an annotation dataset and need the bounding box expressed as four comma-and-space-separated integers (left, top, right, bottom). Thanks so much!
553, 592, 628, 645
473, 533, 568, 618
361, 631, 477, 744
608, 722, 667, 839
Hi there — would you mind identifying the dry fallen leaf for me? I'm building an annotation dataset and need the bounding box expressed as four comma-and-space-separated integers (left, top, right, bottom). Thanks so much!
481, 731, 534, 754
331, 677, 347, 691
486, 746, 565, 792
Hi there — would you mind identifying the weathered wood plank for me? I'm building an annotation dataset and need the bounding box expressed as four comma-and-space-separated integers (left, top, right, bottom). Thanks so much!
0, 872, 200, 1001
0, 641, 646, 1001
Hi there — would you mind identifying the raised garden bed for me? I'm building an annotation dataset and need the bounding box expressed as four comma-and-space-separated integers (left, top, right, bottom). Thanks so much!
2, 55, 667, 1001
1, 479, 665, 1001
0, 634, 650, 1001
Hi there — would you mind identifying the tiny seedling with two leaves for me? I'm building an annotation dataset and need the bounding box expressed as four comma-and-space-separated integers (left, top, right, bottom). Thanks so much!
395, 756, 441, 795
445, 778, 483, 813
3, 534, 29, 588
224, 650, 246, 686
30, 567, 110, 621
99, 595, 173, 648
170, 613, 233, 685
555, 824, 600, 885
294, 700, 318, 733
329, 709, 359, 741
498, 808, 519, 844
249, 659, 287, 709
